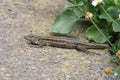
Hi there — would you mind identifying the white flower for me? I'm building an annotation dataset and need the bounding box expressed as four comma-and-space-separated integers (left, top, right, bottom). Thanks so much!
91, 0, 104, 7
114, 73, 118, 76
85, 12, 93, 19
119, 14, 120, 18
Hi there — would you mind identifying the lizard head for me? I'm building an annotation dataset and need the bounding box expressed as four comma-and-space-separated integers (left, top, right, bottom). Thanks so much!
24, 34, 41, 44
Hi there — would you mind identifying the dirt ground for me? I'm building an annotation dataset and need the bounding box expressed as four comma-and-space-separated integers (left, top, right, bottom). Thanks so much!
0, 0, 115, 80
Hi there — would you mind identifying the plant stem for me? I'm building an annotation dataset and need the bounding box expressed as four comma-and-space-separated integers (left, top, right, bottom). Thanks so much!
75, 2, 113, 47
72, 1, 85, 13
90, 19, 113, 47
100, 5, 120, 28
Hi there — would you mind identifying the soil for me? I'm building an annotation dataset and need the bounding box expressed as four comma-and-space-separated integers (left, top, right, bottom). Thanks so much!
0, 0, 115, 80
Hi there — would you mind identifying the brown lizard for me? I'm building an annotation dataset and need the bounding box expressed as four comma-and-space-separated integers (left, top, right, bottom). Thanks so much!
24, 34, 108, 53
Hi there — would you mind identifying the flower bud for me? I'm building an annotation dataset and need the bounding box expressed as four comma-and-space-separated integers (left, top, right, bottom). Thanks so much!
104, 67, 111, 74
85, 12, 93, 19
116, 50, 120, 58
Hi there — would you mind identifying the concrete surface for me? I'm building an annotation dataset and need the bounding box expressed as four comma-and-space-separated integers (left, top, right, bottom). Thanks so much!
0, 0, 115, 80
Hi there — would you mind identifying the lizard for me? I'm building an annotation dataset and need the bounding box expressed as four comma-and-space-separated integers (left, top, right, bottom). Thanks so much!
24, 34, 108, 53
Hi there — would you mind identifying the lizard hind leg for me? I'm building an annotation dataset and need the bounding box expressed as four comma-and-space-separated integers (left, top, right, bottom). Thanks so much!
76, 45, 101, 55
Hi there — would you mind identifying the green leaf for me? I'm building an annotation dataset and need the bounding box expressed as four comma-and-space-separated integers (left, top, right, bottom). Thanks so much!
86, 26, 109, 43
64, 2, 75, 9
112, 19, 120, 32
64, 1, 84, 9
99, 6, 120, 21
114, 0, 120, 6
71, 0, 76, 3
68, 0, 76, 3
73, 7, 84, 17
99, 12, 112, 21
50, 10, 79, 34
78, 1, 84, 6
107, 6, 120, 19
64, 2, 84, 17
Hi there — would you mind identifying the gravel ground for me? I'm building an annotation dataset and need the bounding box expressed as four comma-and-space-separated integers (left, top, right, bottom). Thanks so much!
0, 0, 115, 80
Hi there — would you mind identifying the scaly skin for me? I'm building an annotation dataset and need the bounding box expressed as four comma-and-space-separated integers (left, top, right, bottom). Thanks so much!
24, 34, 108, 52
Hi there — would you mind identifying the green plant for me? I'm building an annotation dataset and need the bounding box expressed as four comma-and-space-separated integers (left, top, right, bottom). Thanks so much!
50, 0, 120, 79
112, 66, 120, 79
109, 38, 120, 79
108, 37, 120, 54
50, 0, 120, 44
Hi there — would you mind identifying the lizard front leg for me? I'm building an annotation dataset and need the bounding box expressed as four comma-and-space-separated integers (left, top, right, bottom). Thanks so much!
76, 45, 89, 53
30, 42, 46, 48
